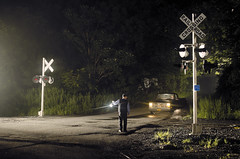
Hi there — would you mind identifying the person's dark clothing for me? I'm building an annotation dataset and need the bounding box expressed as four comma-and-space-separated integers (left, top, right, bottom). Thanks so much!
118, 98, 129, 132
112, 98, 130, 132
119, 115, 127, 132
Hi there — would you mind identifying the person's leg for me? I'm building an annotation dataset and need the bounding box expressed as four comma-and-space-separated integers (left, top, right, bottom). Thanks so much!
119, 116, 122, 132
123, 115, 127, 132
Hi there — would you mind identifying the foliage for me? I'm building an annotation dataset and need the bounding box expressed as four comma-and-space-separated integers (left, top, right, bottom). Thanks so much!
198, 95, 240, 120
24, 87, 116, 116
0, 0, 240, 117
64, 5, 136, 93
224, 138, 228, 144
216, 65, 240, 111
198, 96, 232, 119
204, 0, 240, 112
182, 138, 191, 144
183, 145, 194, 153
233, 110, 240, 120
199, 137, 220, 149
219, 154, 231, 159
154, 129, 172, 145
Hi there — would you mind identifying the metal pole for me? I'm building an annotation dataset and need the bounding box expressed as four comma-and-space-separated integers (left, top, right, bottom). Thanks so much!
40, 57, 45, 117
192, 13, 197, 125
191, 13, 202, 135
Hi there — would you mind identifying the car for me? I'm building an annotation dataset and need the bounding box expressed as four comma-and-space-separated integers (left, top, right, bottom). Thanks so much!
149, 93, 188, 114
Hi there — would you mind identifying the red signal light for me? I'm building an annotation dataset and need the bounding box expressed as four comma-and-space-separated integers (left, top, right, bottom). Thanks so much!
32, 75, 41, 83
42, 76, 49, 83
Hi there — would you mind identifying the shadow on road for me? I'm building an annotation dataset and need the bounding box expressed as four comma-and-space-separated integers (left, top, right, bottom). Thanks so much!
0, 137, 101, 151
118, 124, 162, 136
128, 114, 149, 118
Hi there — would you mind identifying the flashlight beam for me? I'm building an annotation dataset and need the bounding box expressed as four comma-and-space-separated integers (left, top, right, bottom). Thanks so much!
93, 104, 116, 110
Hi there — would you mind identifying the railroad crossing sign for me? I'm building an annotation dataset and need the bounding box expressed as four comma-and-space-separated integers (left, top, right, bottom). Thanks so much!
36, 57, 54, 117
44, 58, 54, 72
179, 13, 206, 40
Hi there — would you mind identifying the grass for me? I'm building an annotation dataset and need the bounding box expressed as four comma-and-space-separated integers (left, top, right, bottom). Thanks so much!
219, 154, 231, 159
198, 96, 240, 120
182, 138, 194, 152
154, 129, 172, 145
155, 129, 222, 150
152, 127, 239, 159
23, 87, 117, 116
233, 110, 240, 119
199, 137, 220, 149
182, 138, 191, 144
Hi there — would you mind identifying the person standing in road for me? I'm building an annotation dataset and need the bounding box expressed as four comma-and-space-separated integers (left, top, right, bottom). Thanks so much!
112, 94, 130, 132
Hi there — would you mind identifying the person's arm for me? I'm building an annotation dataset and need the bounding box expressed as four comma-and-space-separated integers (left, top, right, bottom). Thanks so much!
127, 102, 130, 115
112, 99, 120, 105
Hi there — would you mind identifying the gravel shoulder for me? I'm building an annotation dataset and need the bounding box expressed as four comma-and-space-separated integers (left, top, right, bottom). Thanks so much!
103, 119, 240, 159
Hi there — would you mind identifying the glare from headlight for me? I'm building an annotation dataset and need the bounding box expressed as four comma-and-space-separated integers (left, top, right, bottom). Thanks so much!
148, 115, 155, 118
166, 103, 171, 107
149, 102, 153, 108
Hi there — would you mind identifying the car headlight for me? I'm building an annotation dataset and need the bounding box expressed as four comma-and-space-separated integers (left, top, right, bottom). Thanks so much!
166, 103, 171, 108
149, 102, 153, 108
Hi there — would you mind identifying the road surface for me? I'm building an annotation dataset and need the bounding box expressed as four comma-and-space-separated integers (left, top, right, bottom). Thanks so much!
0, 106, 175, 159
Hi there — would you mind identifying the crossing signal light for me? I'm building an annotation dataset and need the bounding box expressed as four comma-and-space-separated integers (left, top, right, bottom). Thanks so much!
196, 43, 209, 58
178, 44, 189, 58
32, 75, 54, 84
42, 76, 50, 83
32, 75, 41, 83
42, 76, 54, 84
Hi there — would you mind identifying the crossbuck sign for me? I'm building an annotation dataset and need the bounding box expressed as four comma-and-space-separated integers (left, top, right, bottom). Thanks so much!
179, 13, 206, 40
39, 58, 54, 117
44, 58, 54, 72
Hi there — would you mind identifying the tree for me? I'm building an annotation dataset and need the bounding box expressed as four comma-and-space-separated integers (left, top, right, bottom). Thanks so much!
64, 5, 136, 93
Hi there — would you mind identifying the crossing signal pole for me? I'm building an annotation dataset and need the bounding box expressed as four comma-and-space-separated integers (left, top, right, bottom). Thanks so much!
178, 13, 208, 135
32, 58, 54, 117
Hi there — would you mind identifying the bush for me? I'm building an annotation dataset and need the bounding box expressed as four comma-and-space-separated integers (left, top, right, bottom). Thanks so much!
23, 87, 117, 116
233, 110, 240, 119
198, 96, 232, 119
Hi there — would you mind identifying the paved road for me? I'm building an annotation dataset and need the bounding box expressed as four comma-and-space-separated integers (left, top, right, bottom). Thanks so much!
0, 106, 174, 159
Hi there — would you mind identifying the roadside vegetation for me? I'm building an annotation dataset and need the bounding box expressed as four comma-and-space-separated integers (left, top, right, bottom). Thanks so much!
198, 96, 240, 120
22, 87, 117, 116
1, 1, 240, 119
152, 126, 240, 158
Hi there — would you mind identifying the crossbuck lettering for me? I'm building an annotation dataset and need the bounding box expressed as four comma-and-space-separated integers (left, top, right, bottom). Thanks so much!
179, 13, 206, 40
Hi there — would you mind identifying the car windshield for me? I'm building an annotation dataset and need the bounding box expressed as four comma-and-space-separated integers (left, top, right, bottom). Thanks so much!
156, 94, 175, 100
